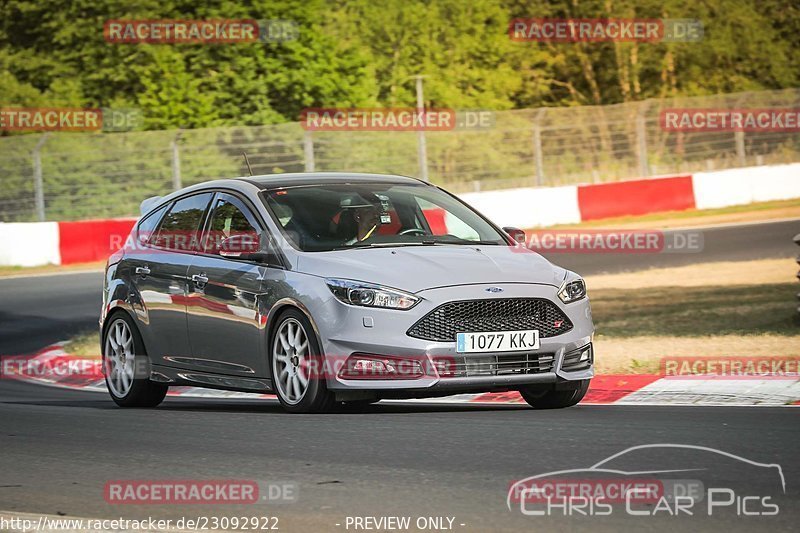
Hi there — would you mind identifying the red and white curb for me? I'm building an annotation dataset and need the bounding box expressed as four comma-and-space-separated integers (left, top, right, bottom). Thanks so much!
461, 162, 800, 229
1, 344, 277, 400
4, 343, 799, 406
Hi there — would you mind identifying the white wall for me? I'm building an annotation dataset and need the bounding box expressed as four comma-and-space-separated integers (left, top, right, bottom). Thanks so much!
693, 163, 800, 209
0, 222, 61, 267
460, 185, 581, 229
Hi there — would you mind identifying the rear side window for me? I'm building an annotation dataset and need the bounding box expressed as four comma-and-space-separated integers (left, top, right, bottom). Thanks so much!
136, 204, 168, 245
152, 193, 214, 252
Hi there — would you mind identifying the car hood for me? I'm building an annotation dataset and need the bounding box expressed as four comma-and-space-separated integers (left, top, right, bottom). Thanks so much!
296, 245, 566, 293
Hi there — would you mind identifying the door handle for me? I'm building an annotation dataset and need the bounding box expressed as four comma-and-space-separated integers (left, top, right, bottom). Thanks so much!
191, 273, 209, 285
135, 266, 150, 276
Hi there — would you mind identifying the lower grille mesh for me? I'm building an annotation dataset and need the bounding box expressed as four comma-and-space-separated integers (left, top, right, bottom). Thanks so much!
407, 298, 572, 342
434, 353, 555, 378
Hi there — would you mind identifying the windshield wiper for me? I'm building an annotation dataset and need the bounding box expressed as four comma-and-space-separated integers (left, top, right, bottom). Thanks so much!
328, 242, 380, 251
420, 238, 502, 246
328, 242, 421, 251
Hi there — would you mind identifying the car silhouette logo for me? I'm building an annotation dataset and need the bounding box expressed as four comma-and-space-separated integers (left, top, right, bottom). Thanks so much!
486, 287, 504, 293
507, 443, 786, 513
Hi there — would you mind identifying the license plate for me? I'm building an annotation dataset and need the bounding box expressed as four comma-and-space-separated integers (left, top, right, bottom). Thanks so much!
456, 330, 540, 353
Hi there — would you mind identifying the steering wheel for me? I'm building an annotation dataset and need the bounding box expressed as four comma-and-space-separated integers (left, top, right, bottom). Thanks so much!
398, 228, 428, 236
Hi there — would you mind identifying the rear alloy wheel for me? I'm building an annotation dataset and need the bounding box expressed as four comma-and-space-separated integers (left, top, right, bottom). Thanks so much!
270, 309, 335, 413
519, 379, 590, 409
103, 313, 167, 408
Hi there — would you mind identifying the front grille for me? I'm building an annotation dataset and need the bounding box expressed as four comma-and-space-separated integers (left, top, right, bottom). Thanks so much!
407, 298, 572, 342
434, 353, 555, 378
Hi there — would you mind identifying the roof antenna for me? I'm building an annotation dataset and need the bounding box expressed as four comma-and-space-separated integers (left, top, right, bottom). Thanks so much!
242, 151, 253, 176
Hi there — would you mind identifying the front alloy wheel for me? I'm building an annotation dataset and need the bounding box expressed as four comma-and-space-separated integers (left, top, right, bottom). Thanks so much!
272, 317, 311, 405
270, 309, 335, 413
102, 313, 167, 408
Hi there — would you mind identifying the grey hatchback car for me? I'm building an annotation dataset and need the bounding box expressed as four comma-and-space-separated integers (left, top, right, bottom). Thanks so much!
101, 173, 594, 413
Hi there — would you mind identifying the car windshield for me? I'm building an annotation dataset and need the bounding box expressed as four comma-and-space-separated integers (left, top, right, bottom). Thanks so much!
262, 182, 508, 252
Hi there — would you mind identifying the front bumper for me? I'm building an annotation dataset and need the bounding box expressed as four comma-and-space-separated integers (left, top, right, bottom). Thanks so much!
317, 282, 594, 394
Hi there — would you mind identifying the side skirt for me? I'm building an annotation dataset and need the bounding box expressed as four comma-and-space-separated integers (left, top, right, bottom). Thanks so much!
150, 364, 273, 394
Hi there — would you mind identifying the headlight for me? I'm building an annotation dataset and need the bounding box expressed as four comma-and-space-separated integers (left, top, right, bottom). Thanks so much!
558, 278, 586, 303
326, 279, 420, 310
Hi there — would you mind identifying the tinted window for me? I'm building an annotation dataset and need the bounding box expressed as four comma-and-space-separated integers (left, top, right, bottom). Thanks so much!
204, 194, 261, 254
152, 193, 213, 251
136, 204, 168, 245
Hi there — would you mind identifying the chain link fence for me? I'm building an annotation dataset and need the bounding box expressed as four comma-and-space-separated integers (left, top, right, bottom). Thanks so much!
1, 88, 798, 222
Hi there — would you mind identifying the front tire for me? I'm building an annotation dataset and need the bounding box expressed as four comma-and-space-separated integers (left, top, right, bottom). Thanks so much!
519, 379, 590, 409
269, 308, 336, 414
102, 312, 167, 408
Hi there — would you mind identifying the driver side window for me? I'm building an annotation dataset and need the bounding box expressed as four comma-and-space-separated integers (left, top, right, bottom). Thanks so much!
204, 194, 261, 255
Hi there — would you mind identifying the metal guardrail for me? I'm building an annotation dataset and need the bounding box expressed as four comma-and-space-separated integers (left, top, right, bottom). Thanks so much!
1, 88, 799, 222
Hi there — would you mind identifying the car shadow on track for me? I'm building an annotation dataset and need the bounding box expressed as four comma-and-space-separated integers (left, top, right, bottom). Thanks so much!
3, 397, 531, 414
152, 399, 531, 414
1, 381, 532, 414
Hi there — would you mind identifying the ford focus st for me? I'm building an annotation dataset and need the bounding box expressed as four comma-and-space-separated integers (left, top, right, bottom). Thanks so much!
100, 173, 594, 413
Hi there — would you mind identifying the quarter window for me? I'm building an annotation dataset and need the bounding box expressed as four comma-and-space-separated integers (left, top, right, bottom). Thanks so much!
151, 193, 214, 252
136, 204, 167, 245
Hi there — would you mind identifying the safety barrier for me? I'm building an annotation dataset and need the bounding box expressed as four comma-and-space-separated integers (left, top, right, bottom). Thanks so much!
0, 163, 797, 266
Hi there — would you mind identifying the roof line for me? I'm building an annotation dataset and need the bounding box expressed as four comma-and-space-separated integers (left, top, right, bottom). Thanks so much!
236, 171, 431, 188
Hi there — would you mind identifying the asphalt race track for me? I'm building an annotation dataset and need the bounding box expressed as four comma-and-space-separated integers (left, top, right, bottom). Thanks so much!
551, 218, 800, 275
0, 380, 798, 531
0, 218, 798, 531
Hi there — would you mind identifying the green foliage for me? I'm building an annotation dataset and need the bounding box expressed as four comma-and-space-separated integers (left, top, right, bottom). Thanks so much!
1, 0, 796, 123
0, 0, 798, 221
0, 0, 376, 127
504, 0, 800, 105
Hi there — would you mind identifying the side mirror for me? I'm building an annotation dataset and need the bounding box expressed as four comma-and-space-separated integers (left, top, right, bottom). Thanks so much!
219, 232, 277, 264
503, 226, 526, 245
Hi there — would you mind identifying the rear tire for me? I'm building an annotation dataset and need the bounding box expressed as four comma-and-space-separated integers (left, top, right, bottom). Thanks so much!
519, 379, 590, 409
102, 312, 168, 408
269, 308, 336, 414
